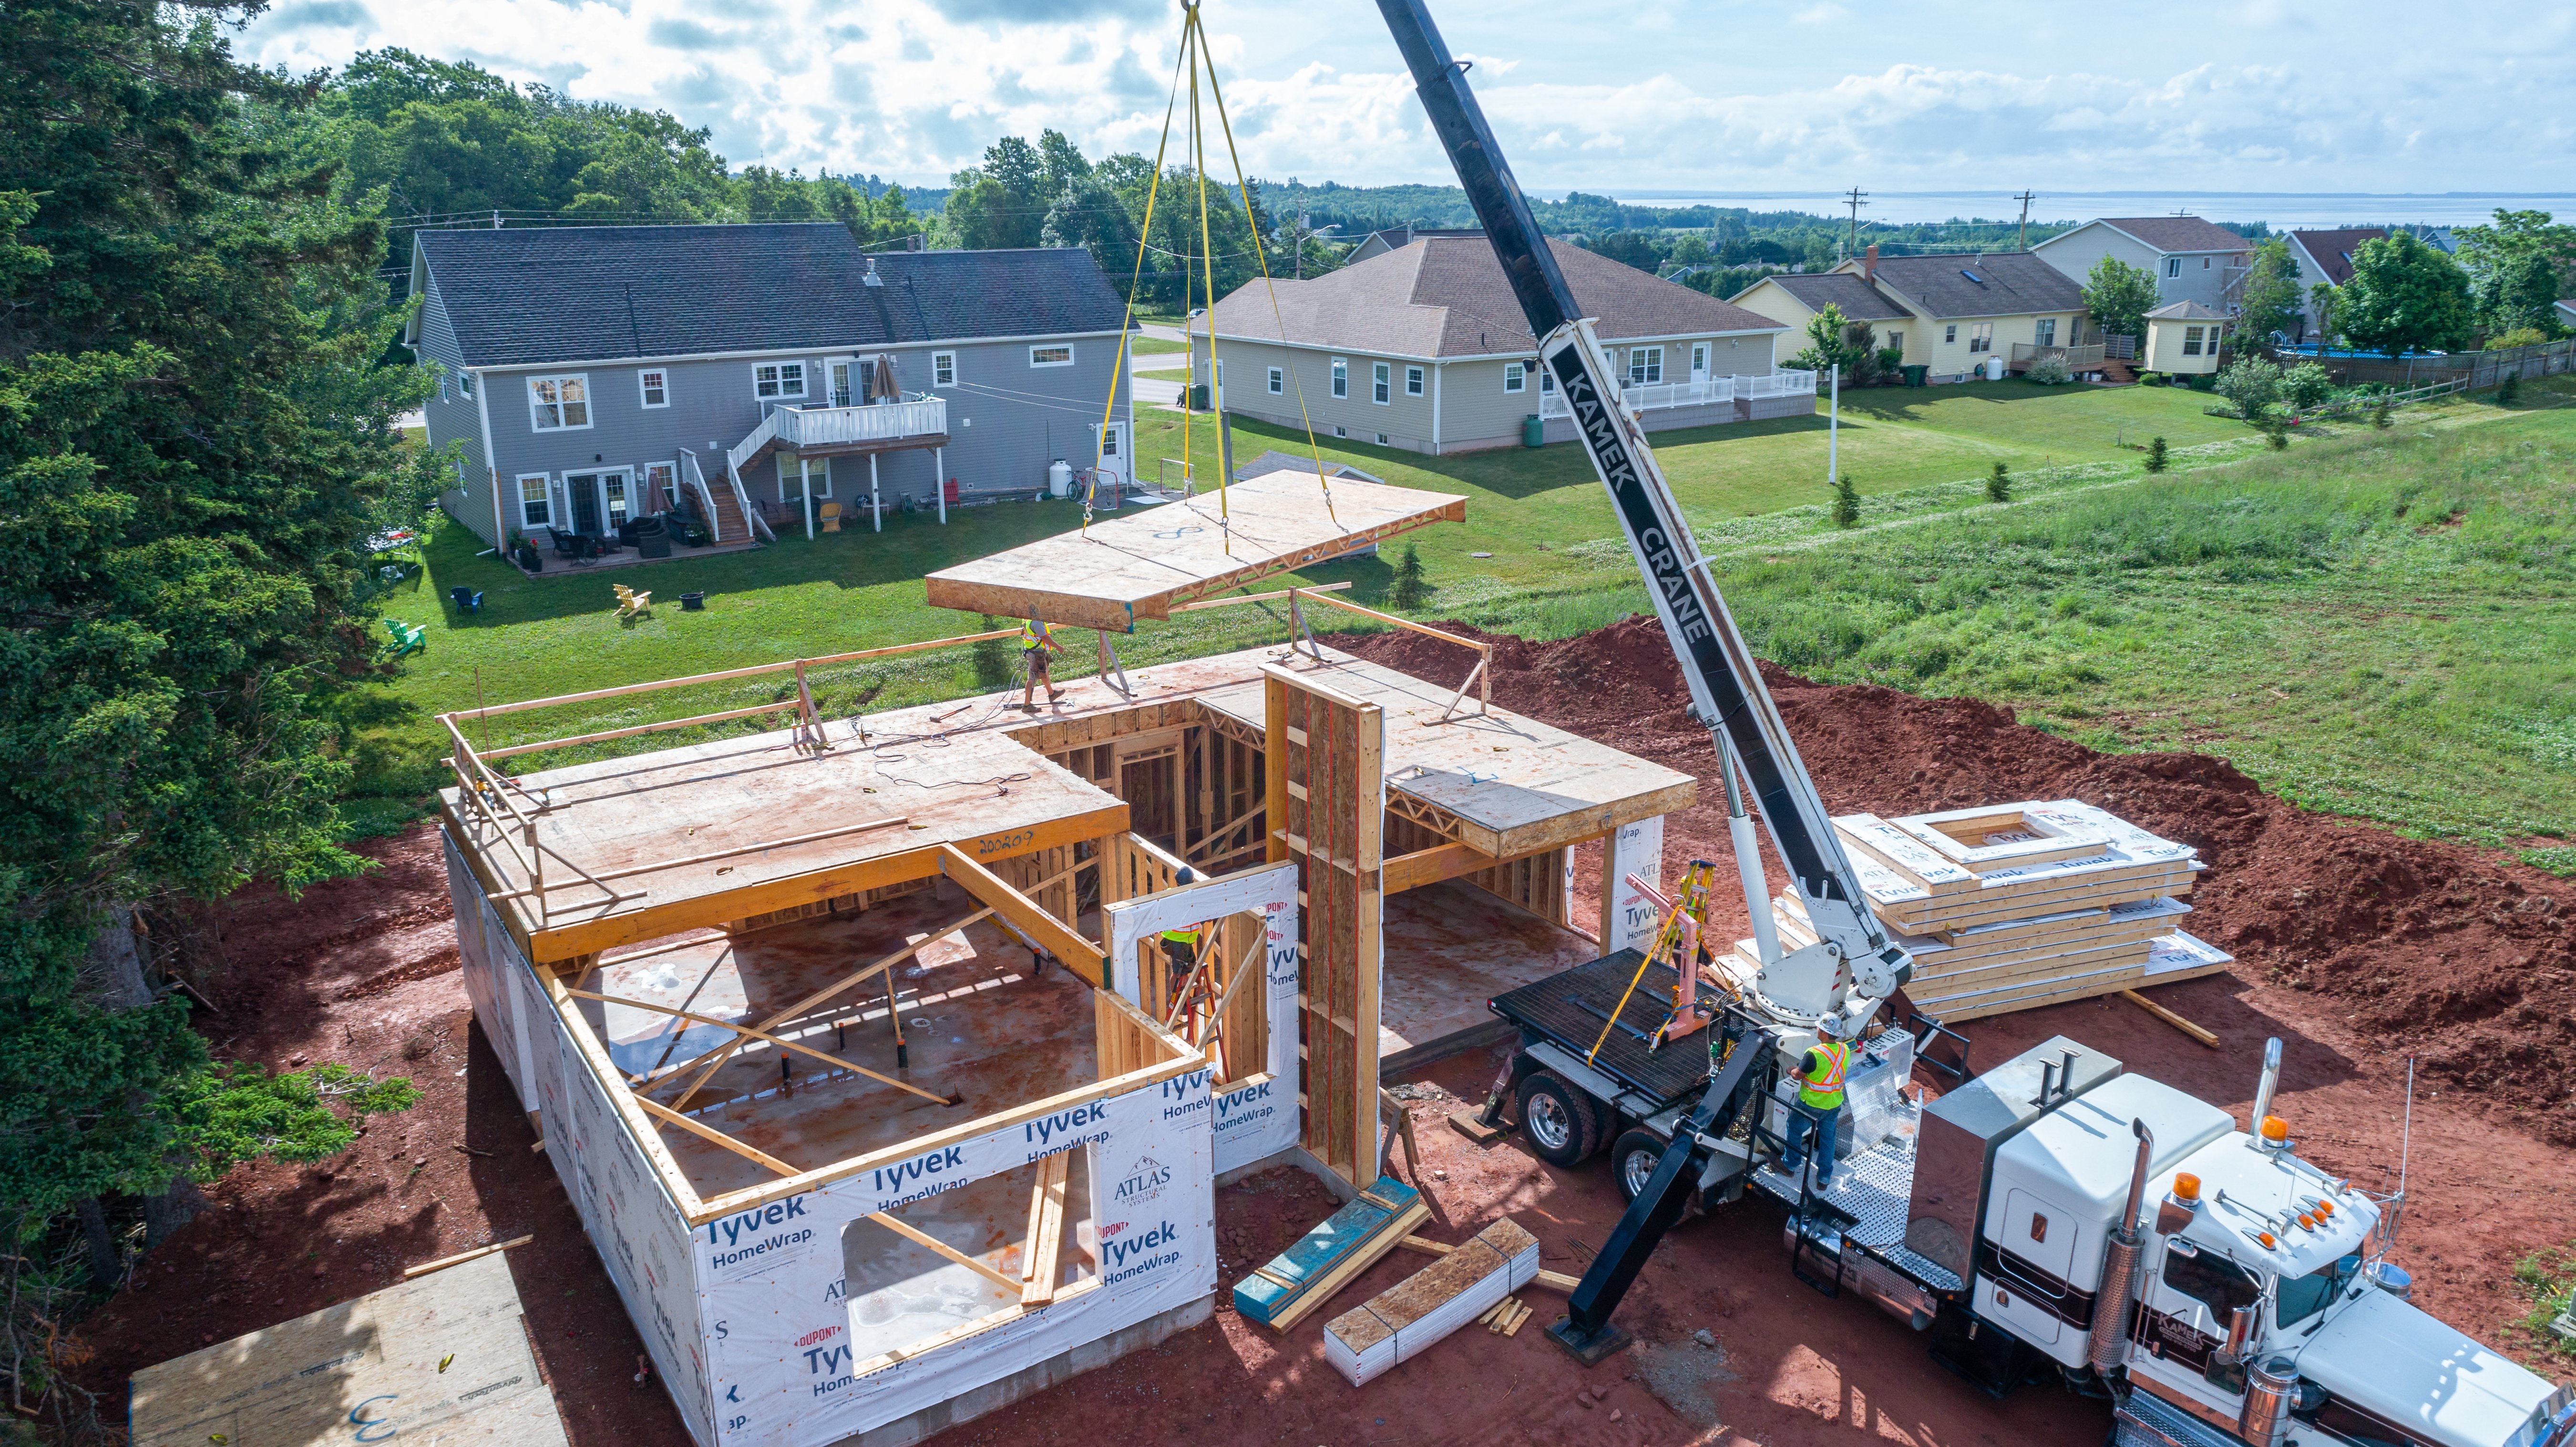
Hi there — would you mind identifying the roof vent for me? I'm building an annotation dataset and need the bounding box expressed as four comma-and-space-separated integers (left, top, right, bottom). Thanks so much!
863, 256, 883, 287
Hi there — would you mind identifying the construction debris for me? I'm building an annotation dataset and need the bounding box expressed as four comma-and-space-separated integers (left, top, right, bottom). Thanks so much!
1735, 800, 2234, 1023
1324, 1218, 1540, 1386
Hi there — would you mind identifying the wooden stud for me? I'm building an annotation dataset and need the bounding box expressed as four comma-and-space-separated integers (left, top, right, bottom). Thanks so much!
2119, 989, 2221, 1048
634, 1096, 797, 1175
563, 988, 956, 1106
866, 1210, 1024, 1295
401, 1234, 536, 1280
938, 845, 1106, 986
1021, 1151, 1072, 1306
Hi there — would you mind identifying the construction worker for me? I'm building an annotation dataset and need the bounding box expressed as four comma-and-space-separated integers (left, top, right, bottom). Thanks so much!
1780, 1015, 1851, 1190
1156, 871, 1204, 997
1017, 617, 1063, 711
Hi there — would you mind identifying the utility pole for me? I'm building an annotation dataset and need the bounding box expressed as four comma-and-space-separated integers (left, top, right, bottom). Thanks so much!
1295, 209, 1308, 280
2013, 190, 2036, 251
1842, 187, 1868, 263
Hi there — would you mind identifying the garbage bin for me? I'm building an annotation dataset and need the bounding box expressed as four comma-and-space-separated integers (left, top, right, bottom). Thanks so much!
1902, 364, 1929, 388
1522, 414, 1544, 448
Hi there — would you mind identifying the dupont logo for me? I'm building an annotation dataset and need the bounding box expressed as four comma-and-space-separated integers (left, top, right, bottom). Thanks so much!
1110, 1156, 1171, 1207
795, 1324, 842, 1349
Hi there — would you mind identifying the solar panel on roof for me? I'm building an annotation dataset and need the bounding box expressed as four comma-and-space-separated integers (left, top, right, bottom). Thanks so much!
1961, 268, 1984, 284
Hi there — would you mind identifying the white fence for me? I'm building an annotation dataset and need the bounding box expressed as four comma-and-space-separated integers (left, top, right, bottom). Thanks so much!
726, 395, 948, 479
1538, 369, 1815, 420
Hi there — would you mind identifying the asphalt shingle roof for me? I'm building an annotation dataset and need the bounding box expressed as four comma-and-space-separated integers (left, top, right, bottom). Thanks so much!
2080, 216, 2252, 255
416, 224, 1128, 368
1206, 237, 1784, 358
1743, 272, 1912, 322
2290, 228, 2388, 286
2145, 300, 2230, 322
1847, 251, 2087, 320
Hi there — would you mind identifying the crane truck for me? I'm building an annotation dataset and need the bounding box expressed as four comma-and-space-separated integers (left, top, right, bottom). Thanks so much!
1372, 1, 2576, 1442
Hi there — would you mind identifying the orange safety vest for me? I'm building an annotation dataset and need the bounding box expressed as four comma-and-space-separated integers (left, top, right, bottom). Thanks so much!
1798, 1040, 1850, 1111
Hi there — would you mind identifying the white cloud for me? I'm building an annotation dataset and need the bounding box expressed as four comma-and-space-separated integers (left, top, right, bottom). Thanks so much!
235, 0, 2574, 194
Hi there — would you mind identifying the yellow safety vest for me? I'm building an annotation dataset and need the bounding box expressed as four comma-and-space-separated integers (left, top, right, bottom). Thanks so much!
1797, 1040, 1850, 1111
1160, 925, 1200, 947
1019, 620, 1052, 651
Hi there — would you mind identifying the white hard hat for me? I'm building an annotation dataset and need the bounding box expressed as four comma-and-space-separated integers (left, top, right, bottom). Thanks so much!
1815, 1015, 1845, 1040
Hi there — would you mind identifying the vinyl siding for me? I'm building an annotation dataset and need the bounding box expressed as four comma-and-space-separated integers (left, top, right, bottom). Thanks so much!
2034, 222, 2238, 312
1192, 338, 1443, 453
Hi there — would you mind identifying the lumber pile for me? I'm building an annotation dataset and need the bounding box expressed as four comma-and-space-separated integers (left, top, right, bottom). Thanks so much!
1233, 1175, 1428, 1331
1323, 1218, 1540, 1386
1735, 799, 2234, 1023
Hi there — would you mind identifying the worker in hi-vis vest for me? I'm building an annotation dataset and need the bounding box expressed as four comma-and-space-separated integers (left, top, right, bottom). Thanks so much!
1780, 1015, 1851, 1189
1158, 922, 1203, 997
1017, 617, 1062, 712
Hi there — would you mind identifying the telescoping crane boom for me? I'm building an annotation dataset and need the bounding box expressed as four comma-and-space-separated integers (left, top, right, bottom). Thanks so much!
1374, 0, 1914, 1363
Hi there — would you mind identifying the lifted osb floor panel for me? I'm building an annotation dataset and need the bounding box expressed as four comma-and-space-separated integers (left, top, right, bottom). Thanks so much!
1378, 880, 1600, 1072
581, 886, 1100, 1199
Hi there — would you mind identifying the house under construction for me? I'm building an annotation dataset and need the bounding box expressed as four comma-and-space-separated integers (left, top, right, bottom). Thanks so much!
437, 473, 1693, 1447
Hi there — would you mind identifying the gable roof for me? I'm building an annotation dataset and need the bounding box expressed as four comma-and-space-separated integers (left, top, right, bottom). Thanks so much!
2289, 228, 2388, 287
1348, 224, 1483, 262
2146, 300, 2229, 322
413, 224, 1127, 369
1234, 449, 1385, 485
2042, 215, 2250, 256
1207, 236, 1783, 359
1838, 251, 2086, 320
1737, 272, 1912, 323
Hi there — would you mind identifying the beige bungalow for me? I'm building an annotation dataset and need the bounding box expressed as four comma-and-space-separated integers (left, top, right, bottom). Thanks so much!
1191, 236, 1800, 456
1734, 249, 2094, 384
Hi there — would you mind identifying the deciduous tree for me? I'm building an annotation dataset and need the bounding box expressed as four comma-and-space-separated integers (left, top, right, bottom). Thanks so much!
2082, 256, 2158, 342
2339, 231, 2473, 358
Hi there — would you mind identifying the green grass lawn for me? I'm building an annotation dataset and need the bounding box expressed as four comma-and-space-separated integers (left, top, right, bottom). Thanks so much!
346, 377, 2567, 866
1127, 335, 1191, 355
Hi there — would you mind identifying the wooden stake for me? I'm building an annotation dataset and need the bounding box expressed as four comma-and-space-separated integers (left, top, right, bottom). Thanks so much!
402, 1234, 536, 1280
2119, 989, 2220, 1048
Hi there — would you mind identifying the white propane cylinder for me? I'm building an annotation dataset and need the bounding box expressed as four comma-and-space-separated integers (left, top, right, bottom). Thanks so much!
1048, 459, 1073, 498
1985, 356, 2006, 381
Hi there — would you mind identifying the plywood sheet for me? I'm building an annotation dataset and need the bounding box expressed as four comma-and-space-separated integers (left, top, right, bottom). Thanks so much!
129, 1253, 565, 1447
924, 473, 1468, 632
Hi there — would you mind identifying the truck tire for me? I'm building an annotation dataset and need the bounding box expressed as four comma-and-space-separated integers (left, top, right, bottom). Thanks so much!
1517, 1071, 1602, 1166
1611, 1128, 1673, 1205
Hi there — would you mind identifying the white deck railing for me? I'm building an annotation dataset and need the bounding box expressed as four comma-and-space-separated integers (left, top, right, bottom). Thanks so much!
725, 395, 947, 479
1538, 369, 1814, 420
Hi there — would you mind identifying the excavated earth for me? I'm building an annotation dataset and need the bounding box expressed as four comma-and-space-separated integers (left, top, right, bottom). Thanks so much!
72, 616, 2576, 1447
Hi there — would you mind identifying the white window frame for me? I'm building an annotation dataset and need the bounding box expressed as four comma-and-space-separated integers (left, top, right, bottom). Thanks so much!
601, 469, 633, 527
1504, 361, 1525, 394
1404, 365, 1425, 397
527, 373, 592, 431
1267, 366, 1283, 395
932, 351, 957, 387
2033, 318, 2057, 347
2183, 326, 2206, 357
1331, 357, 1348, 399
515, 473, 553, 530
779, 454, 832, 500
645, 460, 679, 510
1944, 325, 1958, 345
1540, 366, 1556, 394
753, 361, 807, 401
461, 371, 475, 398
1629, 346, 1664, 385
1968, 323, 1993, 355
1029, 344, 1074, 368
437, 369, 449, 403
1371, 361, 1391, 405
1886, 330, 1904, 355
2166, 257, 2183, 278
638, 368, 669, 408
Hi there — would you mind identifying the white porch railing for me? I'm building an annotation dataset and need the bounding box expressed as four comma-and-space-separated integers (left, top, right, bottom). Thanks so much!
677, 448, 725, 541
1538, 369, 1814, 420
724, 394, 948, 480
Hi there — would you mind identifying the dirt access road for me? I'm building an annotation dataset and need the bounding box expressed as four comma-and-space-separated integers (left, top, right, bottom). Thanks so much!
76, 617, 2576, 1447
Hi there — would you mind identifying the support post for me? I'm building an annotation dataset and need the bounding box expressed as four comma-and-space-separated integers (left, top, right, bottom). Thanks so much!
1827, 363, 1839, 489
801, 457, 814, 540
870, 452, 882, 532
934, 446, 946, 524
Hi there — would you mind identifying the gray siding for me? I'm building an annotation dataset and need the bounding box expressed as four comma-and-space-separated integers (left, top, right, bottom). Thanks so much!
2035, 222, 2239, 315
415, 269, 501, 540
460, 333, 1127, 545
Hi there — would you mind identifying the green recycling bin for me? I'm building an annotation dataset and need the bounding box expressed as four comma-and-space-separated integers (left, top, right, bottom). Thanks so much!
1522, 414, 1544, 448
1902, 364, 1929, 388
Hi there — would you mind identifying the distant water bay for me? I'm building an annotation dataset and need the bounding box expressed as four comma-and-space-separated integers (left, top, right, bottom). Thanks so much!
1586, 191, 2575, 229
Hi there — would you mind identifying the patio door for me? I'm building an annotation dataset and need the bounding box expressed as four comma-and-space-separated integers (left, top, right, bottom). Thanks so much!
826, 357, 877, 408
564, 471, 603, 534
599, 469, 632, 530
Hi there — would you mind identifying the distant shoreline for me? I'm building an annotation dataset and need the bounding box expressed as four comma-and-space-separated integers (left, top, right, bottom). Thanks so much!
1569, 190, 2571, 228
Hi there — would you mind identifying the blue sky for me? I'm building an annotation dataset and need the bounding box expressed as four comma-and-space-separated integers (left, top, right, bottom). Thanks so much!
241, 0, 2574, 195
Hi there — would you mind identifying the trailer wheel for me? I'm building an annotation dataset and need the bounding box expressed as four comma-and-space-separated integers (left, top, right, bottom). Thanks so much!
1516, 1071, 1602, 1165
1611, 1128, 1672, 1204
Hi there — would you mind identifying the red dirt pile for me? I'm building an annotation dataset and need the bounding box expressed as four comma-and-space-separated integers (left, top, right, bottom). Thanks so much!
1335, 616, 2576, 1143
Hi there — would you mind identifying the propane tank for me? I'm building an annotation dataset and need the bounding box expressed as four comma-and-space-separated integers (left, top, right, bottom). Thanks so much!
2089, 1118, 2155, 1376
2240, 1355, 2299, 1447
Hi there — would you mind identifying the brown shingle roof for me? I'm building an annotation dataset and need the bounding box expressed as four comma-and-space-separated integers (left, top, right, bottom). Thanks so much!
1843, 251, 2086, 320
2291, 228, 2388, 286
1207, 237, 1784, 358
1739, 272, 1911, 322
2083, 216, 2252, 255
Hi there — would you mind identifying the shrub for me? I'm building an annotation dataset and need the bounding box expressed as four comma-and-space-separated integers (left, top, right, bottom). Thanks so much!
2023, 355, 2073, 386
2372, 399, 2393, 429
2264, 419, 2290, 450
2215, 357, 2284, 420
2145, 436, 2170, 473
2497, 371, 2523, 406
2134, 370, 2163, 387
2487, 326, 2554, 352
1831, 473, 1860, 528
1875, 346, 1905, 375
1389, 541, 1428, 609
1987, 460, 2012, 502
2279, 361, 2333, 411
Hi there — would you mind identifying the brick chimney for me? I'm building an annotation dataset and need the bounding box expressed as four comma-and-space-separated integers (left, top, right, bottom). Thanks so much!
1863, 243, 1879, 283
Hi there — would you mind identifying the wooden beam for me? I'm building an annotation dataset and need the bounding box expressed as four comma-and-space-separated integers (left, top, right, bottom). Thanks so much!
401, 1234, 535, 1280
443, 628, 1016, 724
1290, 588, 1488, 657
1381, 840, 1499, 895
477, 701, 802, 761
1020, 1151, 1072, 1306
1169, 580, 1354, 612
2119, 989, 2221, 1049
562, 987, 957, 1106
635, 1095, 797, 1175
866, 1210, 1023, 1295
1394, 1235, 1580, 1294
937, 846, 1107, 988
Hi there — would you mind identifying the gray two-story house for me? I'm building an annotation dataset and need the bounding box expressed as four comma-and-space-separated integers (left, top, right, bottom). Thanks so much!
409, 224, 1133, 551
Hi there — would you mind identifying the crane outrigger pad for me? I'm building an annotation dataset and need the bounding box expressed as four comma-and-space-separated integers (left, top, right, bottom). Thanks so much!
923, 472, 1467, 632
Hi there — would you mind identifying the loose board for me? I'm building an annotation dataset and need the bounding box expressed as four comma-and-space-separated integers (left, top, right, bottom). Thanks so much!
128, 1253, 567, 1447
1324, 1218, 1540, 1386
923, 473, 1469, 632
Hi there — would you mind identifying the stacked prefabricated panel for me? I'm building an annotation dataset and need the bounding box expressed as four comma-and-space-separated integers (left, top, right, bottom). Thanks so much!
1741, 799, 2233, 1023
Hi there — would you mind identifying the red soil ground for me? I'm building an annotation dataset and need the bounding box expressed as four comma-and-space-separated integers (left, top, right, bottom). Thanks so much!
74, 617, 2576, 1447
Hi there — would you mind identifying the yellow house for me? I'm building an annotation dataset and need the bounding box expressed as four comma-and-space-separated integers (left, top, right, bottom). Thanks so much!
2142, 301, 2228, 375
1733, 248, 2094, 383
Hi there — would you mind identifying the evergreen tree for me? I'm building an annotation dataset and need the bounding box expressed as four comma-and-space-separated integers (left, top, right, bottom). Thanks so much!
1987, 460, 2011, 503
1831, 473, 1860, 528
1389, 543, 1428, 609
1, 0, 434, 1260
2145, 436, 2170, 473
2372, 398, 2393, 429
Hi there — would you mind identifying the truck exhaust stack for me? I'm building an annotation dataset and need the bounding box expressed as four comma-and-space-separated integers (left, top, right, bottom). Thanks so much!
2248, 1036, 2282, 1145
2088, 1118, 2154, 1376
